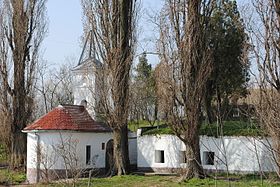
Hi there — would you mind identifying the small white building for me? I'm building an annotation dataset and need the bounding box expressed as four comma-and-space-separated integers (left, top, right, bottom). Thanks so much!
23, 105, 137, 183
137, 132, 276, 174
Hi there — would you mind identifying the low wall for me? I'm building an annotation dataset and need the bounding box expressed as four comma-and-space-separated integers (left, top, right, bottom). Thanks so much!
137, 135, 276, 173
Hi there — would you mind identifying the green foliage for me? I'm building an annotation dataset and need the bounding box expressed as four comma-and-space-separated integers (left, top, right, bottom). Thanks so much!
135, 52, 152, 81
0, 144, 7, 164
200, 121, 263, 137
208, 0, 250, 100
0, 169, 26, 185
143, 121, 263, 137
130, 52, 157, 123
142, 127, 174, 135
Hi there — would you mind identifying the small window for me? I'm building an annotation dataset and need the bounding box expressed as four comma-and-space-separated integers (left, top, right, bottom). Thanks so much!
80, 99, 88, 108
86, 145, 91, 165
232, 108, 240, 117
203, 151, 215, 165
102, 143, 105, 150
180, 151, 187, 163
155, 150, 165, 163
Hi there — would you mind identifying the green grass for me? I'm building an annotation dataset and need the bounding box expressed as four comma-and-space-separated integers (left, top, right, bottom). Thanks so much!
142, 126, 174, 135
37, 174, 280, 187
0, 168, 26, 185
200, 120, 263, 137
0, 144, 7, 165
143, 121, 263, 137
128, 120, 165, 132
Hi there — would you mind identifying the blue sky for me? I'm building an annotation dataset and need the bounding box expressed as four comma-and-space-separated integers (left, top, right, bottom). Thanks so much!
43, 0, 164, 68
43, 0, 245, 68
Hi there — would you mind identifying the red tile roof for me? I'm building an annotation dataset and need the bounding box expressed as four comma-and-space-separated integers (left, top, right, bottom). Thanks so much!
23, 105, 112, 132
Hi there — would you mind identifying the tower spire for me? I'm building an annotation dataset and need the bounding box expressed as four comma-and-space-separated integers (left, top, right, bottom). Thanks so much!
78, 30, 95, 65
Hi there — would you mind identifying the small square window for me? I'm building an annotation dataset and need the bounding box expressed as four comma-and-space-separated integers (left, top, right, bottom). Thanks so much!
180, 151, 187, 163
155, 150, 164, 163
203, 151, 215, 165
233, 108, 240, 117
102, 143, 105, 150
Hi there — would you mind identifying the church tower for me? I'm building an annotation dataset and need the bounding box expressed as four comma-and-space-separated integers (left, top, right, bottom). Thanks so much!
72, 31, 102, 118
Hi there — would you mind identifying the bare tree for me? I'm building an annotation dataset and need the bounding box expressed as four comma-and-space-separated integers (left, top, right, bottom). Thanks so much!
247, 0, 280, 175
157, 0, 213, 179
53, 134, 98, 186
81, 0, 138, 175
0, 0, 47, 168
34, 134, 97, 185
35, 61, 74, 117
0, 5, 12, 156
35, 142, 58, 183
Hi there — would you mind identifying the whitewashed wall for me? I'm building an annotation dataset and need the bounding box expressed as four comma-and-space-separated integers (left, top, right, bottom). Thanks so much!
72, 69, 97, 117
27, 131, 137, 171
128, 132, 137, 165
27, 131, 113, 171
137, 134, 276, 173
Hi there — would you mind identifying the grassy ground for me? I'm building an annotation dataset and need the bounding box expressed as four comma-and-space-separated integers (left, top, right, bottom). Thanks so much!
0, 145, 26, 185
142, 120, 263, 137
0, 168, 26, 185
36, 174, 280, 187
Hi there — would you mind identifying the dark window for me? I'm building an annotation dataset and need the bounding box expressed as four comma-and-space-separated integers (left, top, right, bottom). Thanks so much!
203, 151, 215, 165
86, 145, 91, 165
102, 143, 105, 150
180, 151, 187, 163
155, 150, 165, 163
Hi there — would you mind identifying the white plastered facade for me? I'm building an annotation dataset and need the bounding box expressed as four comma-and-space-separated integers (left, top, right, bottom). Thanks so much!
137, 134, 276, 173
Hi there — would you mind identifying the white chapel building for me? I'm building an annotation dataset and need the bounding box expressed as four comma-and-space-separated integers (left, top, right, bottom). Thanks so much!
23, 57, 137, 183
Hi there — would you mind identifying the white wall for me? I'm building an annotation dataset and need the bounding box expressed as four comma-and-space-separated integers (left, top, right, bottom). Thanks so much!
137, 135, 186, 169
27, 131, 138, 171
128, 132, 137, 165
137, 135, 276, 173
27, 131, 113, 170
72, 69, 97, 118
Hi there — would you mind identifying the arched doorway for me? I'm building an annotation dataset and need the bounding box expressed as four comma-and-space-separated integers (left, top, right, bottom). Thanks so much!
105, 139, 114, 175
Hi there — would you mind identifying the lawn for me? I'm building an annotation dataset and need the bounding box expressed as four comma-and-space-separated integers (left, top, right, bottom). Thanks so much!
0, 168, 26, 185
142, 120, 263, 137
0, 145, 26, 185
37, 174, 280, 187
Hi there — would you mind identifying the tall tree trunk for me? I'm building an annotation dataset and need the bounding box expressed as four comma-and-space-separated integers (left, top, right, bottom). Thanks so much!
11, 83, 27, 167
183, 0, 205, 179
11, 132, 27, 168
111, 0, 131, 175
81, 0, 136, 176
0, 0, 47, 168
113, 125, 129, 175
10, 1, 28, 167
183, 108, 204, 179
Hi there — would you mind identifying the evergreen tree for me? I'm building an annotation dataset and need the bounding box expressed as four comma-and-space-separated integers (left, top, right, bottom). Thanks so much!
131, 52, 157, 125
204, 0, 250, 123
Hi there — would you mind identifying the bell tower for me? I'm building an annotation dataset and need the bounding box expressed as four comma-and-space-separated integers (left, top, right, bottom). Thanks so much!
72, 31, 102, 118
